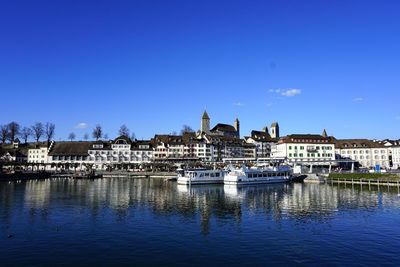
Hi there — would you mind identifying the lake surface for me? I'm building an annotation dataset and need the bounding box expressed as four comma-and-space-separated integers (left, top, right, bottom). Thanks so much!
1, 178, 400, 267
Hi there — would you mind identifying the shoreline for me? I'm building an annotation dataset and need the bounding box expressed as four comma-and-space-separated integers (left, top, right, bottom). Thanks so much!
0, 171, 177, 181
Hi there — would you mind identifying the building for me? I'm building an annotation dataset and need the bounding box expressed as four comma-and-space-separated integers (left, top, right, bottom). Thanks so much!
49, 141, 92, 170
244, 128, 277, 159
270, 122, 280, 139
199, 110, 240, 138
334, 139, 391, 169
273, 134, 335, 164
88, 136, 154, 169
28, 143, 50, 164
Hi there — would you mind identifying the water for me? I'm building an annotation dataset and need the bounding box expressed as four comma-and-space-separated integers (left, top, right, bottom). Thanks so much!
1, 178, 400, 267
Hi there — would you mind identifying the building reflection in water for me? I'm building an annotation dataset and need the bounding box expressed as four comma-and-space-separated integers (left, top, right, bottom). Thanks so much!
1, 178, 399, 234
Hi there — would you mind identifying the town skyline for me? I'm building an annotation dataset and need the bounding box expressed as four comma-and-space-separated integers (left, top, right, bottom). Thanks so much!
1, 1, 400, 140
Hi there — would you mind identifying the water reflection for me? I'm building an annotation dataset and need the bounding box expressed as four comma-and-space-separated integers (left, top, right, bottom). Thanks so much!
1, 178, 400, 233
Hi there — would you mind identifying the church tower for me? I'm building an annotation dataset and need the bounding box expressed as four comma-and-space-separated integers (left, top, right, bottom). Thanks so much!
322, 129, 328, 138
234, 118, 240, 138
270, 122, 280, 139
201, 111, 210, 133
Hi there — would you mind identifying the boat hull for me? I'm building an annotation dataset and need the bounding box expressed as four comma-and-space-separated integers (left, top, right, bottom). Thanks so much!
224, 176, 291, 185
177, 177, 224, 185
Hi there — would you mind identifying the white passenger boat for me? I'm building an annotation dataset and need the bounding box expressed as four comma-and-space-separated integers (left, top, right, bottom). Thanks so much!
224, 165, 292, 185
177, 169, 225, 185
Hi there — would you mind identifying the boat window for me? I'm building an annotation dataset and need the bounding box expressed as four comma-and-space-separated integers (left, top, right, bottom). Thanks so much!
205, 173, 210, 177
258, 174, 263, 178
263, 173, 267, 177
248, 174, 252, 178
216, 173, 220, 177
199, 173, 204, 177
210, 173, 215, 177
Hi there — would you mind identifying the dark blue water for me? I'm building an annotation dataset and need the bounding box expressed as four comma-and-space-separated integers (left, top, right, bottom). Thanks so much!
1, 178, 400, 267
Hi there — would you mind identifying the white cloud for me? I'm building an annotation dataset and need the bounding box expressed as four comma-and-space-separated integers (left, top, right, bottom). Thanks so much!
354, 97, 364, 102
233, 102, 244, 107
75, 122, 88, 129
269, 88, 302, 97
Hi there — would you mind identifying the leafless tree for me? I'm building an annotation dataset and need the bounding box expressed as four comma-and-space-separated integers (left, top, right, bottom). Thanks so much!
104, 133, 109, 140
21, 127, 32, 143
7, 121, 20, 142
92, 125, 103, 140
0, 125, 8, 144
181, 125, 194, 135
130, 132, 136, 140
83, 133, 89, 140
45, 122, 56, 142
31, 122, 44, 143
119, 124, 130, 137
68, 132, 76, 141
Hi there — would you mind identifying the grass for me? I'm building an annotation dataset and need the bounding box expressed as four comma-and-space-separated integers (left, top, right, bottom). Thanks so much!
328, 173, 400, 181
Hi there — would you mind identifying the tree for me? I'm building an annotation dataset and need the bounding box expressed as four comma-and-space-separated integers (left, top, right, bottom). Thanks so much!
83, 133, 89, 140
92, 125, 103, 140
130, 132, 136, 141
7, 122, 20, 142
45, 122, 56, 142
104, 133, 109, 140
181, 125, 194, 135
119, 124, 130, 137
20, 127, 32, 143
68, 132, 76, 141
0, 125, 8, 144
31, 122, 44, 143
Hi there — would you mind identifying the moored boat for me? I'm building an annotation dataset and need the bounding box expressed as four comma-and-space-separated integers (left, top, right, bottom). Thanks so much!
177, 168, 225, 185
224, 165, 292, 185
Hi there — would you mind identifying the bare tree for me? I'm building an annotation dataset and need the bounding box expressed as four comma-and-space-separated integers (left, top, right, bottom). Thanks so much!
92, 125, 103, 140
21, 127, 32, 143
83, 133, 89, 141
119, 124, 130, 137
31, 122, 44, 143
68, 132, 76, 141
7, 122, 20, 142
0, 125, 8, 144
104, 133, 109, 140
181, 125, 194, 135
45, 122, 56, 142
130, 132, 136, 141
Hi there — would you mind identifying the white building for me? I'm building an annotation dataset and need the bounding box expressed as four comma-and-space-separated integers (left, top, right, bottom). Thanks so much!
390, 146, 400, 169
88, 136, 153, 169
273, 134, 335, 164
28, 142, 51, 164
334, 139, 391, 169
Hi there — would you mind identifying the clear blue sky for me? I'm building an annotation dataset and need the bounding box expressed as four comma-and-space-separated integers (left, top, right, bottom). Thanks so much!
1, 0, 399, 140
